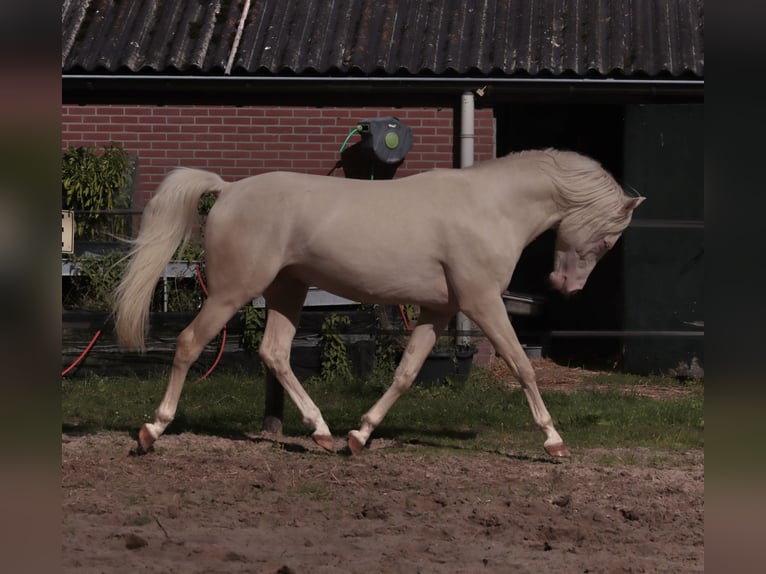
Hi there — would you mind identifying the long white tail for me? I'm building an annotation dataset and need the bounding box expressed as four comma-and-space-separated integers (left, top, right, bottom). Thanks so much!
114, 168, 227, 350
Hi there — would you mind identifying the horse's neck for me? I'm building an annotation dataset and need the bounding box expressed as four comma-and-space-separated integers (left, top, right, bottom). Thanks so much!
519, 194, 562, 245
482, 166, 563, 246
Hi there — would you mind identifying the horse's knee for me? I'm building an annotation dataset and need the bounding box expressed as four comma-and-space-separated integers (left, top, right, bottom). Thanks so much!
259, 342, 290, 378
518, 365, 536, 385
173, 328, 200, 367
391, 363, 419, 391
503, 357, 535, 386
398, 369, 416, 385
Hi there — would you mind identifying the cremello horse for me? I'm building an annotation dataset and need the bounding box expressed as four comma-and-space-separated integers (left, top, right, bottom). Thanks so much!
114, 149, 643, 457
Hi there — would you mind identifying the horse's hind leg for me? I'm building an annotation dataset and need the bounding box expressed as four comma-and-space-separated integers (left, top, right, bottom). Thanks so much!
260, 280, 335, 451
464, 295, 570, 457
136, 296, 240, 453
348, 308, 451, 455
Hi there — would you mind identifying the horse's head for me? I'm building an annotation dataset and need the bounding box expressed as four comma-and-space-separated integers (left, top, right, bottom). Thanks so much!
550, 195, 645, 295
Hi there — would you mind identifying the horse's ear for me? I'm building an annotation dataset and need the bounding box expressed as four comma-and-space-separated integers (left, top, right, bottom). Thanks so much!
622, 196, 645, 213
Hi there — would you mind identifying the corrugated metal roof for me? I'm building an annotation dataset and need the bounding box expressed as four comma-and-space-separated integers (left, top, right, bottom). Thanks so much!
62, 0, 704, 79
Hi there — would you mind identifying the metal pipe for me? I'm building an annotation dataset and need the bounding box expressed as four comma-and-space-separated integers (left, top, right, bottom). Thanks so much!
460, 91, 474, 168
456, 92, 475, 348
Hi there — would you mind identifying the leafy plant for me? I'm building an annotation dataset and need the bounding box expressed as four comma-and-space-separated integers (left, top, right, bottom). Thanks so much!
320, 314, 352, 383
63, 252, 129, 311
63, 252, 206, 313
241, 305, 266, 353
198, 191, 217, 216
371, 338, 398, 381
151, 274, 205, 313
63, 252, 209, 313
154, 240, 207, 313
63, 189, 215, 312
400, 303, 419, 327
61, 143, 135, 241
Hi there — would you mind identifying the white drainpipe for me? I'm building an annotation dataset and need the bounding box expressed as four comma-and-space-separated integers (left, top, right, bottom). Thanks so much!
460, 92, 475, 168
456, 92, 475, 347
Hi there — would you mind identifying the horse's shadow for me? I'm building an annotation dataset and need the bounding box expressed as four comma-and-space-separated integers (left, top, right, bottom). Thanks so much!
242, 426, 562, 464
62, 423, 561, 464
372, 427, 563, 464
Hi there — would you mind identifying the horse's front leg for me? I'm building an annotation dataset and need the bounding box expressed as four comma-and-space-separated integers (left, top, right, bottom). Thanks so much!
465, 295, 570, 457
348, 309, 451, 455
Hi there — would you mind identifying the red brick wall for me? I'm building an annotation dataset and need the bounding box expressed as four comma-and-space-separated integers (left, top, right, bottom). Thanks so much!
61, 105, 495, 210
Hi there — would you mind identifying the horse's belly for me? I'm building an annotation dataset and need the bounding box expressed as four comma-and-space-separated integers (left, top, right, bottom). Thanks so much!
283, 193, 454, 307
289, 255, 451, 308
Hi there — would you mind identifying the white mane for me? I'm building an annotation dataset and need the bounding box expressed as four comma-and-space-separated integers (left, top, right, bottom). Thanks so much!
531, 149, 629, 243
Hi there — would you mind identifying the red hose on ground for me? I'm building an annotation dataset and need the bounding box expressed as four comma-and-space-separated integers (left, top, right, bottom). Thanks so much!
61, 329, 103, 377
61, 263, 227, 379
194, 264, 210, 297
197, 328, 227, 382
398, 304, 411, 331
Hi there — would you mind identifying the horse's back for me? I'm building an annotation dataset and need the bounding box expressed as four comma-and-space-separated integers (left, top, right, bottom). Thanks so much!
214, 169, 472, 231
206, 169, 473, 306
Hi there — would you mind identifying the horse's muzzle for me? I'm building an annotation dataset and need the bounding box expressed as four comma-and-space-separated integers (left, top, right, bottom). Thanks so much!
548, 271, 583, 297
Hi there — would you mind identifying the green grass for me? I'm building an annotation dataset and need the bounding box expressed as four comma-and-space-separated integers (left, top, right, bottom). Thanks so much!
62, 366, 703, 455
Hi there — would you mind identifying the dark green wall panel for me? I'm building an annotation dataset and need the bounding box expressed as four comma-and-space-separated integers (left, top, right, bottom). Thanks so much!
622, 104, 704, 374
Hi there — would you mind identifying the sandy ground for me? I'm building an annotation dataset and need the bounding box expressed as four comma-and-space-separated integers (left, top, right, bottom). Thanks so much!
63, 359, 703, 572
63, 431, 703, 573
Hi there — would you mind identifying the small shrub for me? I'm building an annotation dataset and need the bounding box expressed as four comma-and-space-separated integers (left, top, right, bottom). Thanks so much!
61, 143, 134, 241
63, 251, 128, 311
320, 314, 352, 383
242, 305, 266, 353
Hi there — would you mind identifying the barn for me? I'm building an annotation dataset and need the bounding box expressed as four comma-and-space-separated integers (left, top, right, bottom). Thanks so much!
62, 0, 704, 375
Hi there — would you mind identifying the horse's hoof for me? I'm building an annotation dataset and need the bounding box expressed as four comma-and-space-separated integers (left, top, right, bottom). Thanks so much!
135, 425, 156, 455
347, 431, 366, 456
545, 442, 571, 458
312, 433, 335, 452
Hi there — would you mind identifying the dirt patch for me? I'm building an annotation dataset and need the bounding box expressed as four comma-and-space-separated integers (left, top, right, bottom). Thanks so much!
490, 357, 699, 400
63, 429, 703, 573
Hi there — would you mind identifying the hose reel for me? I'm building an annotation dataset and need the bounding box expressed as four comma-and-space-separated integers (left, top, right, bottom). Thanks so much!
355, 116, 413, 165
334, 116, 413, 180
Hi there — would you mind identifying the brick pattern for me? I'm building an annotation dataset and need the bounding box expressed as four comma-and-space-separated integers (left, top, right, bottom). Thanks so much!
62, 105, 495, 210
